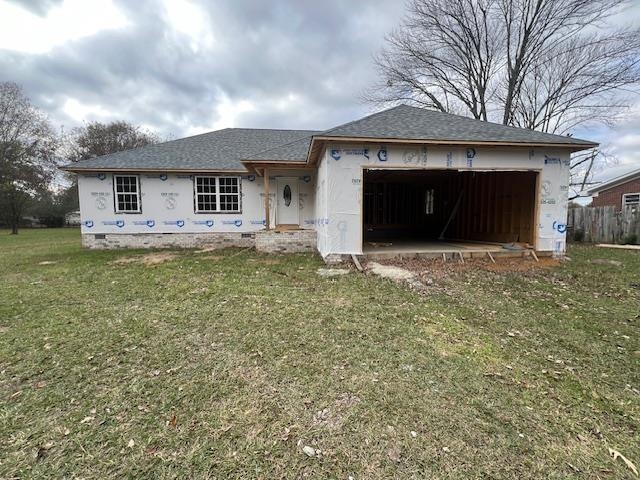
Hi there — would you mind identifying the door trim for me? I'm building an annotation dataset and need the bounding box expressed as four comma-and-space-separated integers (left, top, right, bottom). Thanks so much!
275, 177, 300, 226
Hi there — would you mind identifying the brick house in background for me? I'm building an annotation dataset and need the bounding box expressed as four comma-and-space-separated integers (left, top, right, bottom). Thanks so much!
588, 168, 640, 211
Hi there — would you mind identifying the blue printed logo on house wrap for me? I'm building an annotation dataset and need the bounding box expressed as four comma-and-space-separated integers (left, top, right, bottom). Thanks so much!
164, 220, 185, 227
553, 221, 567, 233
83, 173, 106, 180
133, 220, 155, 228
222, 219, 243, 227
102, 220, 125, 228
193, 220, 214, 227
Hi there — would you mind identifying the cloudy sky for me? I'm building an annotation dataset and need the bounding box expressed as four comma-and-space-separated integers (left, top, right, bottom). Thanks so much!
1, 0, 639, 185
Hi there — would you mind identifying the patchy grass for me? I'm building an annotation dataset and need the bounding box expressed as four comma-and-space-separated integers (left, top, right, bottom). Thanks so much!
0, 229, 638, 479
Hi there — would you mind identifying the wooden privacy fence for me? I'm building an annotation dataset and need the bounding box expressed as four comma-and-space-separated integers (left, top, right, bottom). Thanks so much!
567, 206, 640, 244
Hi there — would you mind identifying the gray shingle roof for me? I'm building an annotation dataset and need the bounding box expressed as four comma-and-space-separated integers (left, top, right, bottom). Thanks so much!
244, 134, 315, 161
318, 105, 597, 147
64, 128, 318, 171
587, 167, 640, 195
63, 105, 597, 172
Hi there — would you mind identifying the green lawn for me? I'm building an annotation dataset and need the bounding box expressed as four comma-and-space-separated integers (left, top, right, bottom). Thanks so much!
1, 229, 638, 479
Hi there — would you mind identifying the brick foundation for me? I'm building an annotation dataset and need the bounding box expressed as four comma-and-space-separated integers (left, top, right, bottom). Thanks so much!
81, 232, 255, 250
254, 229, 317, 253
81, 229, 318, 253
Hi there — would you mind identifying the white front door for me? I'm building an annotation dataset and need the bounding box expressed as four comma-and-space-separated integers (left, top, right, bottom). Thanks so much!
276, 177, 299, 225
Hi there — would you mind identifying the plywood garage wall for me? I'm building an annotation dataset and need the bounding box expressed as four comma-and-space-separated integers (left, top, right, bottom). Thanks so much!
363, 170, 537, 244
444, 171, 537, 244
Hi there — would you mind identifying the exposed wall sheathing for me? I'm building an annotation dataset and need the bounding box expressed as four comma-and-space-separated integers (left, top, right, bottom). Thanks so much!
313, 151, 331, 257
77, 169, 315, 236
318, 143, 571, 256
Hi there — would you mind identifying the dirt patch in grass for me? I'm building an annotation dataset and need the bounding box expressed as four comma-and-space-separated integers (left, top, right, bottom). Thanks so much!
247, 258, 282, 265
110, 256, 138, 265
141, 252, 177, 265
374, 255, 560, 283
330, 296, 353, 308
197, 255, 223, 262
112, 252, 177, 266
195, 247, 215, 253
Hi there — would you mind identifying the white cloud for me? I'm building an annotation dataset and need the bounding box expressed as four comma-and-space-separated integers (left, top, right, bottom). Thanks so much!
63, 98, 112, 122
211, 95, 255, 131
181, 93, 256, 136
0, 0, 129, 54
612, 133, 640, 149
162, 0, 215, 53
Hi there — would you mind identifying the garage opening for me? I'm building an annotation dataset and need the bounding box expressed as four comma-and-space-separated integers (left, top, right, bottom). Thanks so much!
363, 169, 538, 253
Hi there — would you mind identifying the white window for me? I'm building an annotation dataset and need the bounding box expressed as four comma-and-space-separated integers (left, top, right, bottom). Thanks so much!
623, 193, 640, 207
194, 176, 241, 213
425, 189, 434, 215
114, 175, 141, 213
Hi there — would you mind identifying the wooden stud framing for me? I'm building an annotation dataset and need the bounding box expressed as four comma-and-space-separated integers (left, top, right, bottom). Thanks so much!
362, 169, 539, 246
264, 167, 270, 230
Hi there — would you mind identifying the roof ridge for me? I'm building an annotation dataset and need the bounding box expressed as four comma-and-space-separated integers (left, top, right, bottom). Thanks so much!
398, 104, 579, 141
71, 127, 321, 166
226, 127, 320, 133
71, 128, 237, 165
319, 104, 407, 136
319, 103, 595, 145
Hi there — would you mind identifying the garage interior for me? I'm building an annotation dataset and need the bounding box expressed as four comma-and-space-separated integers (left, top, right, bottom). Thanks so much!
363, 169, 538, 258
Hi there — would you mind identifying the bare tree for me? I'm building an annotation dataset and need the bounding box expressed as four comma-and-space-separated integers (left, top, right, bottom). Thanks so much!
367, 0, 640, 198
0, 82, 58, 234
372, 0, 501, 120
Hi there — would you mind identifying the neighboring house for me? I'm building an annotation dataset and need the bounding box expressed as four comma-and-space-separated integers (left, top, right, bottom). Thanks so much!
61, 105, 596, 260
587, 168, 640, 212
65, 210, 81, 226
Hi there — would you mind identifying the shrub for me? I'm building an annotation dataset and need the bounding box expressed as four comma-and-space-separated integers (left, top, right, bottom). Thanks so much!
38, 215, 65, 228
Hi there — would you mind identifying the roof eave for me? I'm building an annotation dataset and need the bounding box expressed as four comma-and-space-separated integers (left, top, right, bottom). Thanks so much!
60, 166, 249, 174
306, 136, 598, 164
240, 160, 311, 174
587, 169, 640, 195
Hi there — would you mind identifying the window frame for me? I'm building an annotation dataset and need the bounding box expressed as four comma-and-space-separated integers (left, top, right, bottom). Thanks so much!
424, 188, 435, 215
622, 192, 640, 206
193, 175, 242, 214
113, 174, 142, 214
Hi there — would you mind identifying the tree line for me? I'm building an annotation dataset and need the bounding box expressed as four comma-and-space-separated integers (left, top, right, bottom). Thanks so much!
0, 82, 159, 234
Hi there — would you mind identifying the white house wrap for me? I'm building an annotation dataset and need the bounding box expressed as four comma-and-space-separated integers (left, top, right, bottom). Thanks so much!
63, 105, 594, 258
